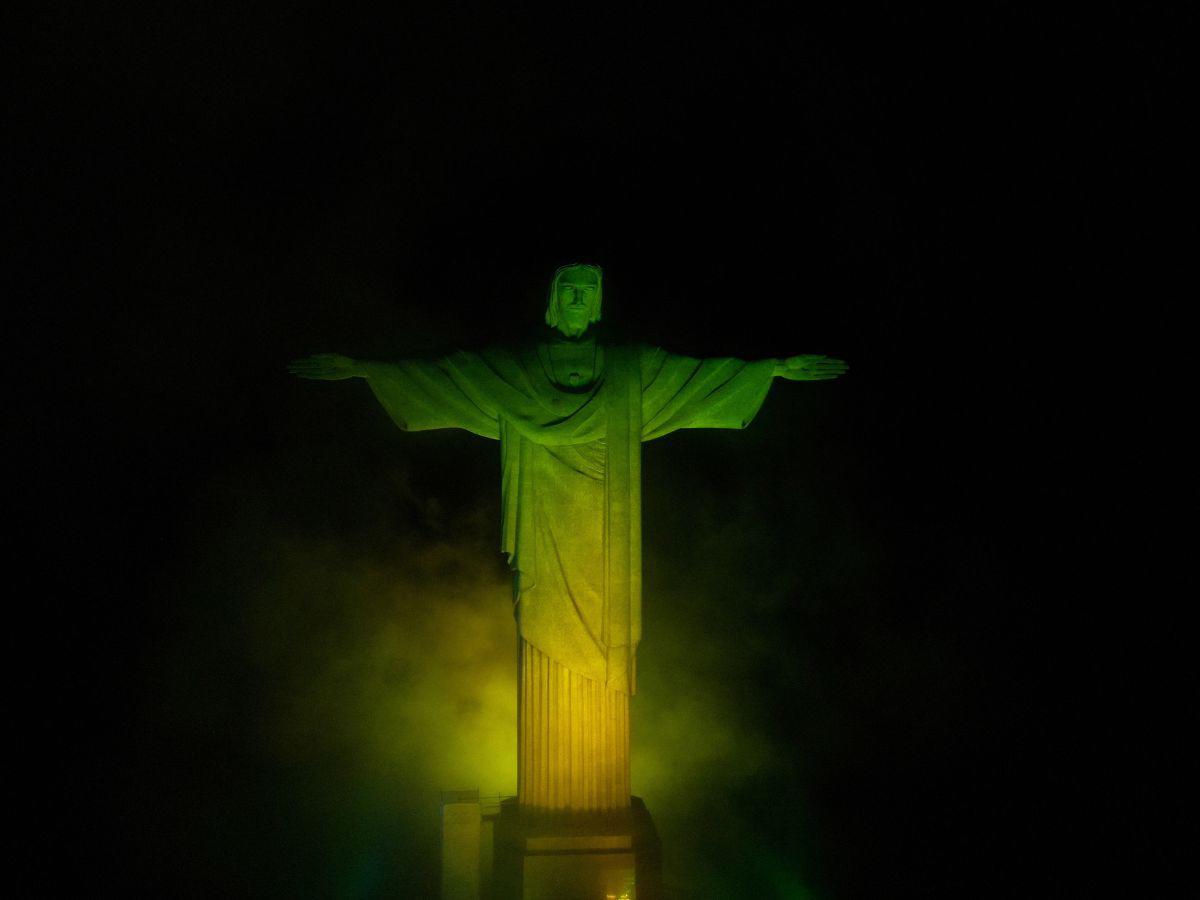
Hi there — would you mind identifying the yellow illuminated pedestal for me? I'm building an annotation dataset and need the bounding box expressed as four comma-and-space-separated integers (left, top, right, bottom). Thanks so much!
492, 797, 662, 900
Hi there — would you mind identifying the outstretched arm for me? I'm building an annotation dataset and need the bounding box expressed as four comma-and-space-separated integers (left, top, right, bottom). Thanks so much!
772, 354, 849, 381
639, 347, 849, 441
289, 351, 500, 438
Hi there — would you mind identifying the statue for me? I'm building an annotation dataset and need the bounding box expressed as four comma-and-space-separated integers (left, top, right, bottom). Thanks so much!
289, 264, 847, 813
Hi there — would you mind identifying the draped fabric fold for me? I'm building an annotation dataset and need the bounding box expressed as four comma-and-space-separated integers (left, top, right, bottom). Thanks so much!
363, 340, 776, 809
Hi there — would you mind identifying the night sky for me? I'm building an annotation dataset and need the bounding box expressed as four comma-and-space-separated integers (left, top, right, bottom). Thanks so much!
16, 4, 1169, 898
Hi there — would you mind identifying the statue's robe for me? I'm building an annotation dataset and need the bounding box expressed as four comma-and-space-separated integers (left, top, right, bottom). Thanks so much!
362, 341, 775, 810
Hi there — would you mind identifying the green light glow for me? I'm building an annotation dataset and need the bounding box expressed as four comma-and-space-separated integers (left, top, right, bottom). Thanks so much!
247, 536, 519, 797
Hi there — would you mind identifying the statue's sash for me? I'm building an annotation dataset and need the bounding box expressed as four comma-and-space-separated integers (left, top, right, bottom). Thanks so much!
601, 344, 641, 695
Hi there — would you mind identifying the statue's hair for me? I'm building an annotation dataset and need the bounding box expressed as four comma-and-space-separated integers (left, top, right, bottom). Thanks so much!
545, 263, 603, 329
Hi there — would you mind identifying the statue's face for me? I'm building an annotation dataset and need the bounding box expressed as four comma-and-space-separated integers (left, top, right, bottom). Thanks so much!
554, 267, 599, 337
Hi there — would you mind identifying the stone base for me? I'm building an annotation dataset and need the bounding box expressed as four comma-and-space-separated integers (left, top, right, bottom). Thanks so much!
442, 791, 484, 900
491, 797, 663, 900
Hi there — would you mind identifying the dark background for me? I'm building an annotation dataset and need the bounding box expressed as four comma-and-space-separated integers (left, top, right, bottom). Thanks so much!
15, 3, 1170, 897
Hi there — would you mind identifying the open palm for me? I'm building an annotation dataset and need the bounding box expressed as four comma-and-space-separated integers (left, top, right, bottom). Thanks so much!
287, 353, 364, 380
775, 354, 849, 381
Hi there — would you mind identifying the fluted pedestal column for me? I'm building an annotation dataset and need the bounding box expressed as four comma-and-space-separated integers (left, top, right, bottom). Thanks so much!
518, 641, 631, 811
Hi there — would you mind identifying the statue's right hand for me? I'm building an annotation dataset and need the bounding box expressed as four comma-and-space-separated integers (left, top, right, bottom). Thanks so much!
287, 353, 365, 380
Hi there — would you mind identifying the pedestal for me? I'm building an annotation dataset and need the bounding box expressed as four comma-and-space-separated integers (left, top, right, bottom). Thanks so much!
491, 797, 663, 900
442, 791, 483, 900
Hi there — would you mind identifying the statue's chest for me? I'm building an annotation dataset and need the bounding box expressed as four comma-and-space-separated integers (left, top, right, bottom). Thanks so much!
542, 343, 604, 389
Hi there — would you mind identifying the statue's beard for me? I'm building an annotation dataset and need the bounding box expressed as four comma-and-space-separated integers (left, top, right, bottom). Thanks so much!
557, 310, 591, 338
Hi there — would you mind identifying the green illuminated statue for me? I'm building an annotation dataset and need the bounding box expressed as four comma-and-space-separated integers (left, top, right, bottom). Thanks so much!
289, 264, 847, 812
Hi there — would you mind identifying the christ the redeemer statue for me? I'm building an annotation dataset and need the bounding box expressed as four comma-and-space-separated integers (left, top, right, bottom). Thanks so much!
289, 264, 847, 813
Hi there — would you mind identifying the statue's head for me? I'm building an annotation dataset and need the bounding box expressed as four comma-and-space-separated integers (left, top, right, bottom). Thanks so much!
545, 263, 602, 338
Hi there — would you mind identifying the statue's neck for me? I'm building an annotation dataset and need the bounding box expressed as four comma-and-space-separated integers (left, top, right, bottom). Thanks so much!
542, 334, 602, 390
551, 325, 595, 343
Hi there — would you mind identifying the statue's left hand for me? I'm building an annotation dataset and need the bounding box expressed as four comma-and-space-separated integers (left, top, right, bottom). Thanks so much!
287, 353, 366, 380
774, 354, 849, 381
